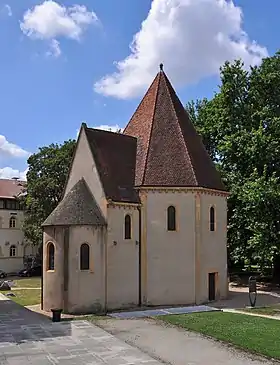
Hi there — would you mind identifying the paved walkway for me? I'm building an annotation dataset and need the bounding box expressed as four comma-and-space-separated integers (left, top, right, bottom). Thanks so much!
109, 305, 219, 319
0, 295, 161, 365
0, 292, 277, 365
223, 308, 280, 320
210, 286, 280, 309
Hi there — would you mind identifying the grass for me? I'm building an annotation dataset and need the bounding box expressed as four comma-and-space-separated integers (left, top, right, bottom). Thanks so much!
6, 289, 41, 306
242, 304, 280, 316
160, 312, 280, 359
12, 277, 41, 288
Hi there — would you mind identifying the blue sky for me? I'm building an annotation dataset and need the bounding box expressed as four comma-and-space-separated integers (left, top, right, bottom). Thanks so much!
0, 0, 279, 179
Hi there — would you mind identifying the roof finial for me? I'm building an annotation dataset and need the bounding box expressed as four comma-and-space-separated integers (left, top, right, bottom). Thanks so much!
159, 63, 163, 71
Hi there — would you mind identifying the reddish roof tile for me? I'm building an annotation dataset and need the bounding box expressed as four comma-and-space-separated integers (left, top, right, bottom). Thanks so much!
0, 179, 25, 199
84, 127, 140, 203
123, 74, 160, 186
123, 69, 226, 191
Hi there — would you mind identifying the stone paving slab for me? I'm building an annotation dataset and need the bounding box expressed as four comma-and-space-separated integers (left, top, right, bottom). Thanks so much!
0, 320, 162, 365
110, 305, 220, 319
0, 296, 163, 365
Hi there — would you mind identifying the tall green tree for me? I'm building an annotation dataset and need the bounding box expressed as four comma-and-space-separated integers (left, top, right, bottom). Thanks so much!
23, 140, 76, 246
187, 52, 280, 279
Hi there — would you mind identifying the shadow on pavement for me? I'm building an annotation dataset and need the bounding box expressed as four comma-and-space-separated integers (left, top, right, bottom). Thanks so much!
0, 298, 73, 344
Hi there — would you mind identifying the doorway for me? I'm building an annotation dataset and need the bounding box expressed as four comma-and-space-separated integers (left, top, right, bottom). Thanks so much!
208, 272, 216, 301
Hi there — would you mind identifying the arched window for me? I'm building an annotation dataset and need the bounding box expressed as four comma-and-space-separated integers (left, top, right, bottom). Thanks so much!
210, 206, 215, 232
10, 245, 16, 257
167, 206, 176, 231
124, 214, 132, 239
9, 216, 16, 228
47, 242, 55, 270
80, 243, 90, 270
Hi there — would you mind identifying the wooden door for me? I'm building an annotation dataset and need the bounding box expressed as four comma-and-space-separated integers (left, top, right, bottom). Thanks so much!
208, 272, 216, 301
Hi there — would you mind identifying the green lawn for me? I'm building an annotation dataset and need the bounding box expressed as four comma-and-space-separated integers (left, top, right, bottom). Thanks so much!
242, 305, 280, 316
160, 312, 280, 359
12, 277, 41, 288
6, 289, 41, 306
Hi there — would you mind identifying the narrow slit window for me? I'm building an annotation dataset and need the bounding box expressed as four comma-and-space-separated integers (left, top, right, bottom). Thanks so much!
47, 242, 55, 270
10, 245, 16, 257
124, 215, 132, 239
210, 206, 215, 232
80, 243, 90, 270
167, 206, 176, 231
9, 216, 16, 228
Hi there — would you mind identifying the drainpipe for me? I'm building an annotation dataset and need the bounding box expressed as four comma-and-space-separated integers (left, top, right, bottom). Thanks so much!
137, 206, 142, 307
104, 226, 108, 314
40, 243, 43, 310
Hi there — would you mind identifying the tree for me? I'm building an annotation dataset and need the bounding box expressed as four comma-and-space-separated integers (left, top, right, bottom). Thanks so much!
22, 140, 76, 246
187, 52, 280, 280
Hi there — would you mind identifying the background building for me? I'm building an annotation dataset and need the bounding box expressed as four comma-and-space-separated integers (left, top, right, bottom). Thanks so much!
0, 178, 36, 274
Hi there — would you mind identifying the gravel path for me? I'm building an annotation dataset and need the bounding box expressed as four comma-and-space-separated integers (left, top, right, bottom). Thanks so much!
97, 318, 277, 365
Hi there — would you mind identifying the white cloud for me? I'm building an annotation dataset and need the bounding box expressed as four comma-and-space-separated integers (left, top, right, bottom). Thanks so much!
3, 4, 12, 16
94, 124, 122, 133
20, 1, 98, 57
46, 39, 61, 58
0, 167, 28, 180
0, 135, 30, 159
76, 123, 122, 138
94, 0, 268, 99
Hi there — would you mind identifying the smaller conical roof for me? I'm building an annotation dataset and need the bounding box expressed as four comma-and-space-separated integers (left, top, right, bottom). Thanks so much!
42, 178, 106, 227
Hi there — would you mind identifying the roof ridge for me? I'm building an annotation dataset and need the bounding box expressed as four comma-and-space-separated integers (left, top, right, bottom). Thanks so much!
86, 127, 137, 141
162, 73, 198, 185
78, 177, 106, 222
142, 72, 161, 185
83, 127, 108, 199
123, 74, 160, 135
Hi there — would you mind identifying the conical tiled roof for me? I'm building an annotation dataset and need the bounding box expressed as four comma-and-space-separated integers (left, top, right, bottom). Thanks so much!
123, 68, 225, 191
42, 178, 106, 227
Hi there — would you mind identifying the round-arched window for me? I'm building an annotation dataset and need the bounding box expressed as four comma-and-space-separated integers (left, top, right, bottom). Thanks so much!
47, 242, 55, 270
167, 206, 176, 231
80, 243, 90, 270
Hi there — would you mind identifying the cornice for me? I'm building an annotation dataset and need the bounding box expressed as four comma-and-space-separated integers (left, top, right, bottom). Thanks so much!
107, 200, 141, 210
135, 186, 229, 197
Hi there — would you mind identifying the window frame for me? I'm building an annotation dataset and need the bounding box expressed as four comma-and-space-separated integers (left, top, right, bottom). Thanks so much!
167, 205, 176, 231
47, 242, 55, 271
124, 214, 132, 240
80, 243, 90, 271
9, 245, 16, 257
9, 216, 16, 228
210, 206, 215, 232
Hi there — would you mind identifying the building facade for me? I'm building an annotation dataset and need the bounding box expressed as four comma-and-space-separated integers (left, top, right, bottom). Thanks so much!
42, 66, 229, 314
0, 179, 36, 274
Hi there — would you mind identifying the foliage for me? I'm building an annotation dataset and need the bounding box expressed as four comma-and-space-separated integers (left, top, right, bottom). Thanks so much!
187, 52, 280, 277
22, 140, 76, 246
161, 312, 280, 359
